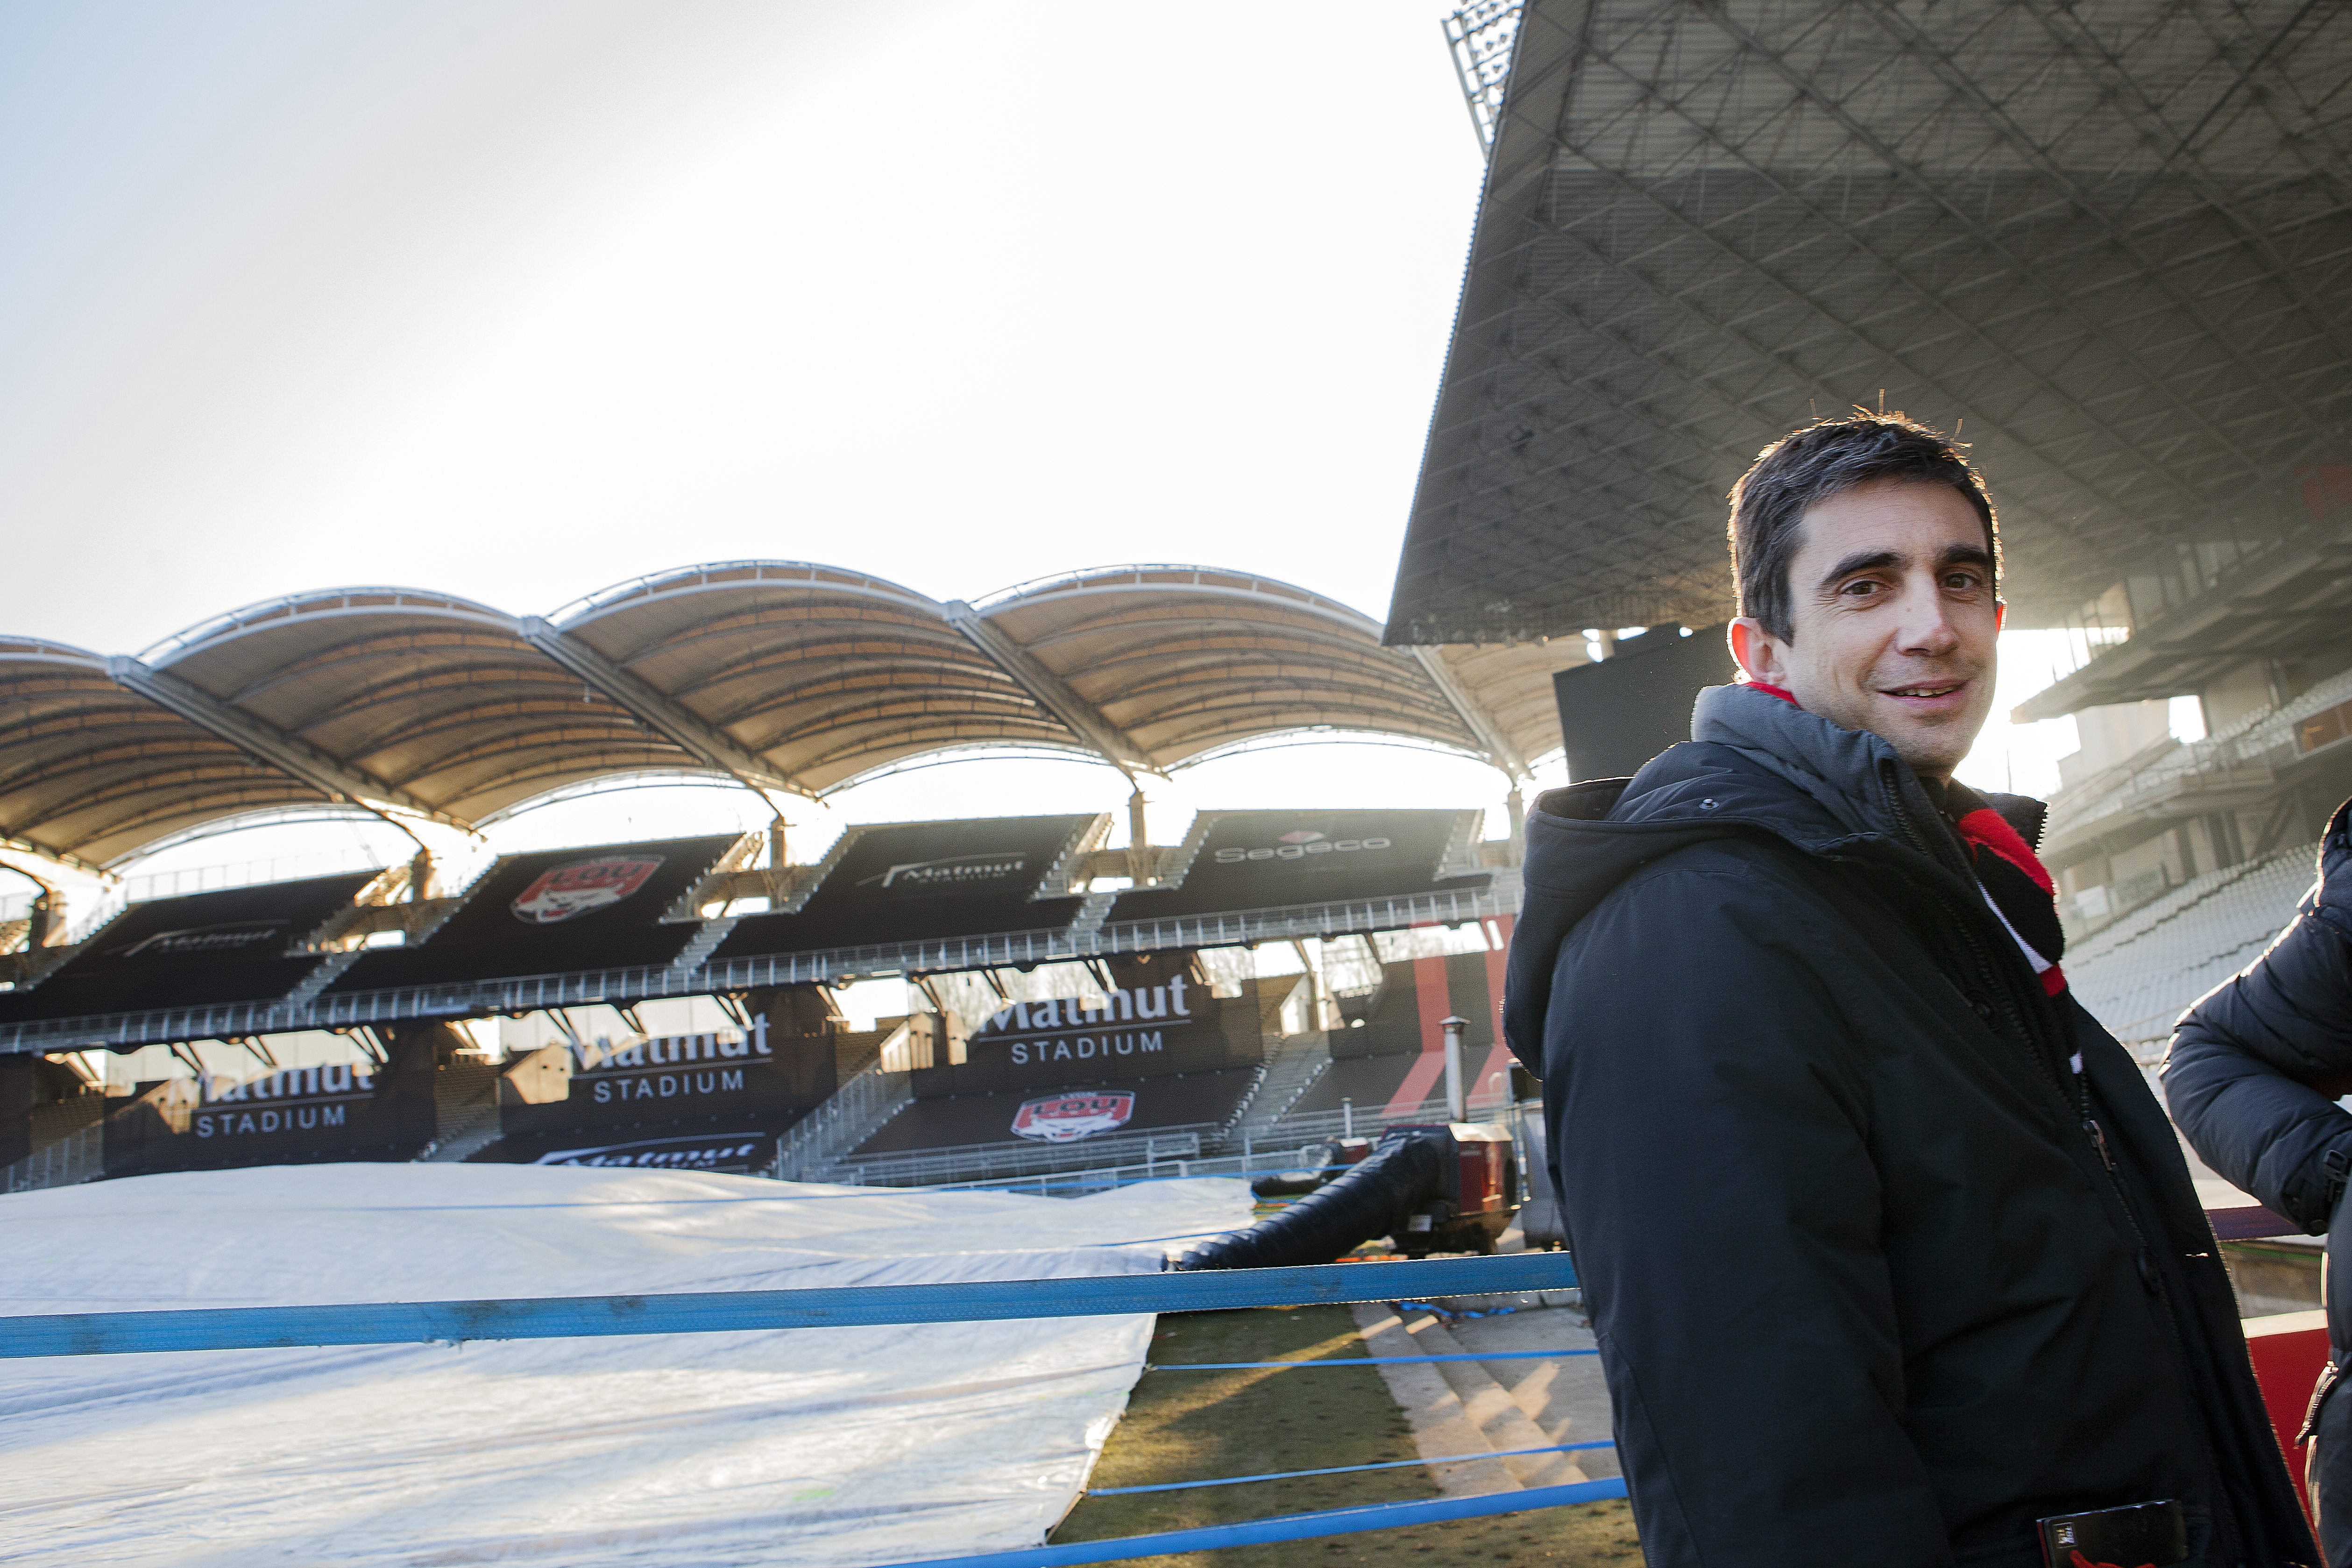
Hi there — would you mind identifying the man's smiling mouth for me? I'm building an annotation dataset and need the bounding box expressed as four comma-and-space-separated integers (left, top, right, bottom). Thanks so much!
1883, 682, 1964, 699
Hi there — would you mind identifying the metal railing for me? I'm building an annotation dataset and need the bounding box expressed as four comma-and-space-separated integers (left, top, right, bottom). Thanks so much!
836, 1128, 1211, 1189
0, 1253, 1607, 1566
2, 1124, 102, 1194
772, 1056, 914, 1183
1, 879, 1524, 1055
1258, 1087, 1518, 1148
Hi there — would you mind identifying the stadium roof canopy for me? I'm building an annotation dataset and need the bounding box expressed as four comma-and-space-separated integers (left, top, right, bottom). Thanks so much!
1391, 0, 2352, 674
0, 562, 1568, 882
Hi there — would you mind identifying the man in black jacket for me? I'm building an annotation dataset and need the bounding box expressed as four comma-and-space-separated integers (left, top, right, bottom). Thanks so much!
2168, 800, 2352, 1563
1506, 416, 2312, 1567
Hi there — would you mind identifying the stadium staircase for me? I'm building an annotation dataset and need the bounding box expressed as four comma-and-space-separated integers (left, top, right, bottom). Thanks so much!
1, 1100, 106, 1193
1222, 1030, 1334, 1155
279, 950, 364, 1013
772, 1055, 914, 1183
415, 1060, 505, 1164
666, 916, 738, 972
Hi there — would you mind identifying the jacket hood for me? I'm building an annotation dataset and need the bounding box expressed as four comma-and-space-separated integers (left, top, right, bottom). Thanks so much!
1502, 682, 2012, 1070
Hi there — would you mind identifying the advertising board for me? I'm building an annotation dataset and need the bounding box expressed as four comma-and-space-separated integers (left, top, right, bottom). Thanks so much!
0, 872, 378, 1024
910, 956, 1269, 1099
327, 835, 741, 993
708, 815, 1100, 960
101, 1026, 441, 1176
1106, 809, 1485, 922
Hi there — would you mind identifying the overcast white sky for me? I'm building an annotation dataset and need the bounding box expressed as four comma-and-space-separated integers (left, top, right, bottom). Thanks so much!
0, 1, 1481, 648
0, 1, 2087, 895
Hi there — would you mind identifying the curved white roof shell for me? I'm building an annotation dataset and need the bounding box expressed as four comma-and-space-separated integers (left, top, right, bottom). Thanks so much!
0, 562, 1578, 876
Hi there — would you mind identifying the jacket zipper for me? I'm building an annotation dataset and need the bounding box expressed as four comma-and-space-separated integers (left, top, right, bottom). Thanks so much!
1878, 763, 2264, 1555
1881, 767, 2123, 1197
1878, 765, 2074, 1104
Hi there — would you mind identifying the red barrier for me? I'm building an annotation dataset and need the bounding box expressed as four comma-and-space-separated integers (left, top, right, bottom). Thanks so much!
2244, 1309, 2329, 1523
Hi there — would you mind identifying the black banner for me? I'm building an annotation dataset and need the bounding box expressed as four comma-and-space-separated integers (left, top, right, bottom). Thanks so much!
496, 1125, 780, 1172
102, 1042, 438, 1177
0, 872, 378, 1024
496, 1011, 838, 1142
709, 815, 1098, 960
1106, 809, 1486, 922
328, 834, 740, 993
912, 964, 1269, 1099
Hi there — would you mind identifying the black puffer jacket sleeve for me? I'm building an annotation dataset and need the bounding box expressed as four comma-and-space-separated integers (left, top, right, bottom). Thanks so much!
2165, 799, 2352, 1233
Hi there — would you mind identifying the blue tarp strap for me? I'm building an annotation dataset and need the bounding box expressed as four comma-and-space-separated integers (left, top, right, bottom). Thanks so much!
1148, 1348, 1596, 1369
864, 1480, 1630, 1568
1088, 1438, 1615, 1495
0, 1253, 1579, 1359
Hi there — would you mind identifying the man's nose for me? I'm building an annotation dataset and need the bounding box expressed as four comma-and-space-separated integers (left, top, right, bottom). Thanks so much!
1894, 575, 1961, 655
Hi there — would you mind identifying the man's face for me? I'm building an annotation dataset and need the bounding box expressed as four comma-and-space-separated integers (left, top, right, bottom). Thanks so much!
1730, 477, 2003, 782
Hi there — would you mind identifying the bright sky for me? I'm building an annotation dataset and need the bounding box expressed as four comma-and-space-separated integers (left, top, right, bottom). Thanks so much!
0, 1, 2094, 902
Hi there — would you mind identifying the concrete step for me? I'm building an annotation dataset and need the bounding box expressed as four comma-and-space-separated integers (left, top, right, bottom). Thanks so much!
416, 1061, 503, 1164
1233, 1032, 1334, 1147
1350, 1293, 1617, 1493
1349, 1301, 1523, 1497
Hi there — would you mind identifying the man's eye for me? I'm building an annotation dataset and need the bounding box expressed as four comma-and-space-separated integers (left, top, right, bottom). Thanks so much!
1838, 578, 1882, 596
1943, 572, 1982, 592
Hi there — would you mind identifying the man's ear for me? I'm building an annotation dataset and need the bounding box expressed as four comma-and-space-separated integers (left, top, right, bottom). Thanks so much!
1729, 618, 1789, 687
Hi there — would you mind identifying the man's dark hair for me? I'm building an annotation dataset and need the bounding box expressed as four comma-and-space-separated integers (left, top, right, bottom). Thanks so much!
1729, 415, 1998, 642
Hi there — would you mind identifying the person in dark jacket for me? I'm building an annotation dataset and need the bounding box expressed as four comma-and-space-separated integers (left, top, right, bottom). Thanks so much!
2167, 800, 2352, 1563
1505, 415, 2312, 1568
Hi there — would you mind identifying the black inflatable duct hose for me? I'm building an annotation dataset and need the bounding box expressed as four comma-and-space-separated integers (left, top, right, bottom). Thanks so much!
1174, 1135, 1445, 1270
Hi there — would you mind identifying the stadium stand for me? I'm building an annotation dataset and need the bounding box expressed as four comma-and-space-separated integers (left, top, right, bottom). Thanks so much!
2068, 839, 2322, 1050
326, 834, 746, 993
708, 815, 1101, 962
831, 964, 1286, 1185
100, 1022, 444, 1178
847, 1068, 1262, 1161
477, 1008, 888, 1172
1280, 949, 1514, 1126
0, 872, 381, 1024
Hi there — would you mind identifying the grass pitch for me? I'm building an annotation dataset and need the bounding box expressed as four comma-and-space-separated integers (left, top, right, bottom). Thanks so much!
1052, 1305, 1641, 1566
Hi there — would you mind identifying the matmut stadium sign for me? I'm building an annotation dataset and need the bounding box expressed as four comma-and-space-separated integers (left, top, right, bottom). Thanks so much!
193, 1062, 377, 1141
975, 977, 1195, 1070
566, 1016, 774, 1107
855, 851, 1028, 892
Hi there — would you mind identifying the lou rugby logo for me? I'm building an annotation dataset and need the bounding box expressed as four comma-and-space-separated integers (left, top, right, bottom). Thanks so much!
1010, 1091, 1135, 1144
510, 856, 663, 925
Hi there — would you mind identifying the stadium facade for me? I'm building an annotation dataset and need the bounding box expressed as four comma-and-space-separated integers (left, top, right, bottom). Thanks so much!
0, 564, 1548, 1192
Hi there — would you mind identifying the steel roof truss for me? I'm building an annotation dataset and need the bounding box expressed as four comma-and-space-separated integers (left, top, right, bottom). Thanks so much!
941, 602, 1159, 779
104, 657, 467, 838
516, 618, 809, 800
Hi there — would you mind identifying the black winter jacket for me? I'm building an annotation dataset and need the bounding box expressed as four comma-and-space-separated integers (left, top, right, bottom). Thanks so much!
2167, 800, 2352, 1324
1504, 684, 2312, 1568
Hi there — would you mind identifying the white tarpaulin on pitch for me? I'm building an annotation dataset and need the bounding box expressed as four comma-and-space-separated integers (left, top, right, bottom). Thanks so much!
0, 1163, 1252, 1567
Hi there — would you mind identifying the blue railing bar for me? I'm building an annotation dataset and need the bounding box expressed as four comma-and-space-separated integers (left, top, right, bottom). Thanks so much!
1087, 1439, 1615, 1495
0, 1254, 1577, 1359
862, 1478, 1628, 1568
1149, 1349, 1598, 1369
